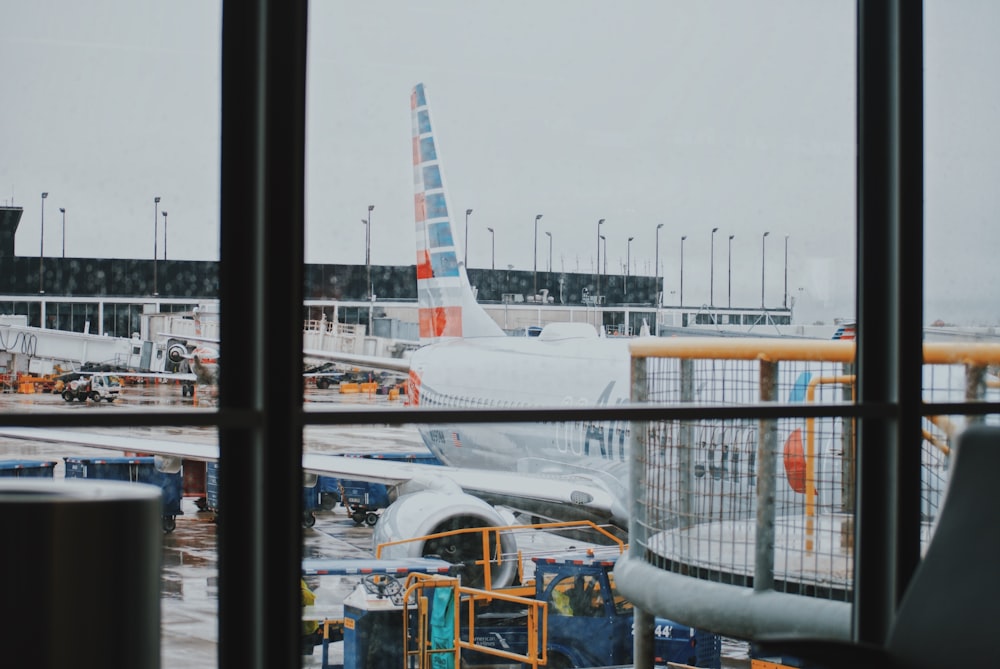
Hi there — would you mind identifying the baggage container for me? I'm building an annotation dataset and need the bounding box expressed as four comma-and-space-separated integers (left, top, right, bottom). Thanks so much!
63, 456, 183, 533
206, 461, 320, 528
317, 451, 441, 526
0, 459, 58, 478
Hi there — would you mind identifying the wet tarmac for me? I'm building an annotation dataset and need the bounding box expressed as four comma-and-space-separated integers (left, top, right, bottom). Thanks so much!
0, 382, 750, 668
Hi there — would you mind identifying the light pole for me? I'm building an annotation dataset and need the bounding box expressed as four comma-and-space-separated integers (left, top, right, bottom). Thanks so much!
545, 231, 552, 273
761, 231, 770, 308
728, 234, 735, 309
153, 196, 160, 296
710, 227, 719, 307
784, 234, 789, 309
600, 235, 607, 275
361, 218, 368, 264
464, 208, 473, 265
59, 207, 66, 258
487, 227, 495, 270
162, 211, 168, 260
596, 218, 605, 299
680, 235, 687, 307
533, 213, 542, 295
654, 223, 663, 306
39, 192, 48, 294
366, 204, 374, 298
626, 236, 634, 295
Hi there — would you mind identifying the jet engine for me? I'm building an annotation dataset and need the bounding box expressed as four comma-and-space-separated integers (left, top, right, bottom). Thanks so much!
167, 342, 190, 365
154, 455, 183, 474
373, 489, 519, 589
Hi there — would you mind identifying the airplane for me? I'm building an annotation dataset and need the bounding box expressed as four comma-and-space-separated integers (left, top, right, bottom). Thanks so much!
0, 83, 857, 590
0, 83, 639, 588
163, 332, 220, 396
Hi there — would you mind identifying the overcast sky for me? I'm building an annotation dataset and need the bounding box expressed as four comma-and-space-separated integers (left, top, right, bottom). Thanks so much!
2, 1, 998, 324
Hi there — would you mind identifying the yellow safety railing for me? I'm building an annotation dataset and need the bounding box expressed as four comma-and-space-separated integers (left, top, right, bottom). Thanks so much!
402, 573, 548, 669
804, 375, 855, 552
376, 520, 625, 593
629, 336, 1000, 605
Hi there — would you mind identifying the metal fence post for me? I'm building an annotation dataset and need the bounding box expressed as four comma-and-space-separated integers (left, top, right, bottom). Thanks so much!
756, 359, 778, 592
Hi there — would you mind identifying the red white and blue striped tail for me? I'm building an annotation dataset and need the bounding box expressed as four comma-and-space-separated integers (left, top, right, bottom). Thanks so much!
411, 83, 504, 343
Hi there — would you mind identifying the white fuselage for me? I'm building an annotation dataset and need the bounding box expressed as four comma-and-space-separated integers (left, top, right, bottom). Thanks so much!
408, 335, 634, 512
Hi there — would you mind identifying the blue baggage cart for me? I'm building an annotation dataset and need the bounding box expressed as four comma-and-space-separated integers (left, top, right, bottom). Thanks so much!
0, 459, 58, 478
63, 456, 183, 533
206, 461, 320, 528
317, 451, 441, 526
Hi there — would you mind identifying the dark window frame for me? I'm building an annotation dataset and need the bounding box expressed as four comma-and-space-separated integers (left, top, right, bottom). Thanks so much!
2, 3, 997, 667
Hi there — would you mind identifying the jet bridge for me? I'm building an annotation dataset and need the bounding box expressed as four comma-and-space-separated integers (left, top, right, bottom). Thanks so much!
0, 322, 144, 376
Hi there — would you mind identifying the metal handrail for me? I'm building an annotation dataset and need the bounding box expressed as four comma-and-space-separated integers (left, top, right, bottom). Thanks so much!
376, 520, 625, 593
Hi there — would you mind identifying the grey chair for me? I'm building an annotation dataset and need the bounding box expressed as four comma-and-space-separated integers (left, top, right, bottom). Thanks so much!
757, 424, 1000, 668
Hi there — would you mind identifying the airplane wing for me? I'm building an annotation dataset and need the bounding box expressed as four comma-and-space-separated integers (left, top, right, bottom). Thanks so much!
302, 348, 411, 374
113, 371, 198, 382
63, 370, 198, 382
158, 332, 220, 346
0, 426, 618, 525
0, 427, 219, 461
303, 452, 619, 525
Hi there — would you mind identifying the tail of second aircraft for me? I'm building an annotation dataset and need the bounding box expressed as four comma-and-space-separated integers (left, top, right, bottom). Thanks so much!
411, 83, 505, 343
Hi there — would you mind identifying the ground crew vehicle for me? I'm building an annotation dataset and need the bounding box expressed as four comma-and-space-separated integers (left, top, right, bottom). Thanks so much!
300, 556, 460, 664
454, 548, 721, 668
60, 373, 122, 402
317, 451, 442, 526
329, 523, 722, 669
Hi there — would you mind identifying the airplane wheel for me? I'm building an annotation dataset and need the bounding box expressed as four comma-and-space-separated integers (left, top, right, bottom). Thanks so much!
162, 516, 177, 533
365, 512, 379, 526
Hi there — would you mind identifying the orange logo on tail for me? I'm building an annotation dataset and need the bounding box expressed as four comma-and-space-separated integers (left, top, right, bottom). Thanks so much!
407, 370, 422, 406
419, 307, 462, 338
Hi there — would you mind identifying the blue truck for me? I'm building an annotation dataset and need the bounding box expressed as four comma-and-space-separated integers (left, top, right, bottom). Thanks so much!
459, 549, 721, 668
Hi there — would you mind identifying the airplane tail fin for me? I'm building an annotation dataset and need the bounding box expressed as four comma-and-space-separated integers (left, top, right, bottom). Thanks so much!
411, 83, 505, 343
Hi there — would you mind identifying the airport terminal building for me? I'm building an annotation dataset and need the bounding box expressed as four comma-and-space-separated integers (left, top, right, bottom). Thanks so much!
0, 205, 795, 340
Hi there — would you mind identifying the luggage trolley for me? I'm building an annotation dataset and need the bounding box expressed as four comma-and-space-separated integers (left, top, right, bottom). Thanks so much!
63, 456, 183, 532
317, 452, 442, 526
0, 459, 58, 479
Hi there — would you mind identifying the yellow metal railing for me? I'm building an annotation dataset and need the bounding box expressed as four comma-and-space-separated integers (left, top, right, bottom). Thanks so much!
631, 337, 1000, 366
376, 520, 625, 593
629, 337, 1000, 605
804, 375, 855, 553
402, 573, 548, 669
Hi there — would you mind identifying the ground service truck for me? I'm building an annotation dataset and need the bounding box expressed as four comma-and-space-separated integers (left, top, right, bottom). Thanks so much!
329, 544, 722, 669
60, 373, 122, 402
